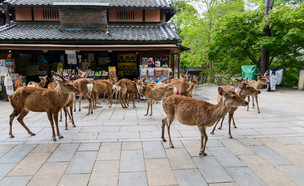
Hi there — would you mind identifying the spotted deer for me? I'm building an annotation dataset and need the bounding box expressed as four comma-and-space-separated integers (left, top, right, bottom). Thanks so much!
8, 71, 79, 141
161, 87, 248, 156
27, 75, 48, 88
247, 71, 269, 113
116, 78, 138, 108
210, 78, 261, 138
171, 77, 199, 97
91, 79, 113, 109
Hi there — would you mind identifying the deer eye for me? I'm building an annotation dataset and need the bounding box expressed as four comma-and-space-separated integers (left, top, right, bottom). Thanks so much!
232, 96, 237, 99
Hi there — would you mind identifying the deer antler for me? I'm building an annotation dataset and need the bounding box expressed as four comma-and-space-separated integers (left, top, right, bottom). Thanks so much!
264, 70, 269, 76
235, 78, 244, 82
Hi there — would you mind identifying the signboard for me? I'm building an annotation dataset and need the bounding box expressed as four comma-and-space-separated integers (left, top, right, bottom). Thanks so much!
59, 9, 107, 31
67, 54, 77, 64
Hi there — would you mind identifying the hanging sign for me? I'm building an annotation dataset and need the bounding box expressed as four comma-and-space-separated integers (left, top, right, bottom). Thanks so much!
67, 54, 77, 65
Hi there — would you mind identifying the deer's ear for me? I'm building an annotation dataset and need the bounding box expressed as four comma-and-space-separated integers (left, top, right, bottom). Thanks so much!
143, 78, 146, 83
218, 87, 225, 96
238, 82, 245, 88
134, 78, 137, 82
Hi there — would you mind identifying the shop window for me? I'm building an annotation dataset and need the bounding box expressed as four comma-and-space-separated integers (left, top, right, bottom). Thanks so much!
33, 8, 60, 21
109, 9, 143, 22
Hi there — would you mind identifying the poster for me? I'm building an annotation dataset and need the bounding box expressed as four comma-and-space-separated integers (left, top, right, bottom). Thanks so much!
0, 59, 5, 67
67, 54, 77, 64
0, 67, 6, 76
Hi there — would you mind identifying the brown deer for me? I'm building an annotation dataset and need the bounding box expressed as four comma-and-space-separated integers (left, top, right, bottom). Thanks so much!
116, 78, 138, 108
48, 75, 76, 130
91, 79, 113, 109
117, 80, 128, 108
8, 71, 79, 141
171, 77, 199, 97
102, 78, 117, 103
210, 78, 261, 138
135, 78, 176, 116
247, 71, 269, 113
27, 75, 48, 88
161, 87, 248, 156
73, 68, 94, 115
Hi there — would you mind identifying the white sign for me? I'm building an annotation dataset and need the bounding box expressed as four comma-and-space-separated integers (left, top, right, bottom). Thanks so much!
65, 50, 76, 55
67, 54, 77, 64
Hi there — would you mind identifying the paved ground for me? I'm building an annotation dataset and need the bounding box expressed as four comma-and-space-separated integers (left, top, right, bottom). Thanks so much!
0, 85, 304, 186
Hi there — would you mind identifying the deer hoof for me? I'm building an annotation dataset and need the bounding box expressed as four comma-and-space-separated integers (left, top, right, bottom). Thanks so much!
162, 138, 167, 142
199, 152, 207, 156
230, 136, 233, 139
149, 114, 152, 116
218, 127, 222, 130
170, 145, 174, 148
53, 138, 57, 141
10, 135, 15, 138
210, 132, 214, 135
133, 106, 136, 108
73, 125, 76, 128
59, 135, 64, 139
144, 114, 148, 116
258, 111, 260, 114
31, 133, 36, 136
234, 126, 237, 128
65, 128, 68, 130
59, 120, 62, 122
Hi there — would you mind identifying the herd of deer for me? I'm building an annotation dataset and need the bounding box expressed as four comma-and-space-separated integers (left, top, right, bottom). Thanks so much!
8, 69, 269, 156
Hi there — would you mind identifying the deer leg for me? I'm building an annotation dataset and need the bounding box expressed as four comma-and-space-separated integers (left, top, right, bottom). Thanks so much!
218, 116, 225, 130
47, 112, 56, 141
103, 92, 106, 102
232, 115, 237, 128
138, 93, 140, 102
73, 96, 76, 112
166, 116, 174, 148
252, 96, 255, 108
198, 126, 208, 156
149, 100, 153, 116
210, 118, 221, 134
92, 92, 97, 110
59, 109, 63, 122
115, 91, 119, 104
17, 109, 35, 136
79, 95, 82, 111
255, 95, 260, 113
53, 112, 64, 139
127, 94, 130, 106
69, 105, 76, 128
82, 93, 93, 115
228, 113, 233, 138
63, 107, 68, 130
247, 96, 250, 111
131, 93, 136, 108
145, 99, 151, 116
108, 91, 113, 108
9, 109, 21, 138
161, 118, 167, 142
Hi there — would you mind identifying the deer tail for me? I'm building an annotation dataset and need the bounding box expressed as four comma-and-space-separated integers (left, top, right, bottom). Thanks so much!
87, 83, 93, 94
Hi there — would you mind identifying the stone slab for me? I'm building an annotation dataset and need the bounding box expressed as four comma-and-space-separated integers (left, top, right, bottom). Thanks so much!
58, 174, 90, 186
27, 162, 69, 186
47, 143, 79, 162
119, 172, 148, 186
9, 152, 51, 176
219, 138, 254, 155
193, 157, 233, 183
238, 154, 296, 186
122, 142, 142, 150
226, 167, 267, 186
166, 148, 196, 170
31, 144, 58, 153
248, 145, 292, 166
89, 160, 119, 186
0, 144, 36, 164
0, 176, 32, 186
78, 143, 101, 151
65, 151, 98, 174
145, 158, 178, 186
276, 165, 304, 186
142, 141, 166, 159
0, 144, 15, 158
208, 146, 245, 167
182, 140, 211, 157
0, 164, 16, 181
120, 150, 145, 172
96, 142, 121, 160
174, 169, 208, 186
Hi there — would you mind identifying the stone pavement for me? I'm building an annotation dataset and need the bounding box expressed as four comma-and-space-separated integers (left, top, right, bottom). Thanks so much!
0, 85, 304, 186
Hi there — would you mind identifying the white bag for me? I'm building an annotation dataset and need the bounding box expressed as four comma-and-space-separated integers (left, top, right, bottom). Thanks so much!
4, 73, 13, 87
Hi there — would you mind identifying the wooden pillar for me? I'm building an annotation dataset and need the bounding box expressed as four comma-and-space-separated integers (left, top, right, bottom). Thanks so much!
3, 2, 10, 26
176, 52, 180, 78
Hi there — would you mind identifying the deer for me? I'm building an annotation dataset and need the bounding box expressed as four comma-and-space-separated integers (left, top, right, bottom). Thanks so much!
171, 76, 199, 97
27, 75, 48, 88
8, 71, 79, 141
91, 79, 113, 109
102, 78, 117, 103
247, 71, 269, 113
73, 68, 94, 115
161, 87, 248, 156
135, 78, 176, 116
116, 78, 138, 108
210, 78, 261, 138
48, 74, 76, 130
117, 80, 128, 108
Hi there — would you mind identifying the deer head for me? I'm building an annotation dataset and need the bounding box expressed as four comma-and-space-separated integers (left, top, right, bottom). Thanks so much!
51, 71, 79, 93
218, 87, 248, 108
254, 72, 269, 85
134, 78, 146, 94
76, 67, 91, 78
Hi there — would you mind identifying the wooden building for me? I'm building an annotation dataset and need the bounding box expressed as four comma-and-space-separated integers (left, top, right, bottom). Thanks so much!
0, 0, 181, 82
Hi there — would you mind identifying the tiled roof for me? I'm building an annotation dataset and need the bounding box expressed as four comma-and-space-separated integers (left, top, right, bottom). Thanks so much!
0, 22, 180, 43
7, 0, 170, 8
